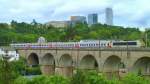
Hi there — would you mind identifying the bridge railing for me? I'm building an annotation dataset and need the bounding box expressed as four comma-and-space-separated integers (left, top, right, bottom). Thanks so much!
13, 47, 150, 51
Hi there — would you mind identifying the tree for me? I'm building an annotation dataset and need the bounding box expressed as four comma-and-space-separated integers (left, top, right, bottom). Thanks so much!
0, 59, 15, 84
71, 70, 87, 84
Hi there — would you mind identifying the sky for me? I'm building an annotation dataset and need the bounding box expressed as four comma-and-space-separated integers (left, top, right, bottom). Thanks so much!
0, 0, 150, 30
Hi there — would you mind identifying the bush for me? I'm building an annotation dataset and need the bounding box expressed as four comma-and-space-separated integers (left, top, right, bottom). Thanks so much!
25, 66, 41, 75
85, 71, 108, 84
13, 70, 150, 84
29, 75, 47, 84
14, 76, 30, 84
121, 73, 150, 84
14, 75, 69, 84
45, 75, 70, 84
71, 70, 117, 84
11, 57, 26, 76
71, 70, 87, 84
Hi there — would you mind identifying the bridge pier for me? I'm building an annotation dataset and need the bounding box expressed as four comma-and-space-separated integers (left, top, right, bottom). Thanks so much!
55, 66, 73, 77
41, 65, 55, 75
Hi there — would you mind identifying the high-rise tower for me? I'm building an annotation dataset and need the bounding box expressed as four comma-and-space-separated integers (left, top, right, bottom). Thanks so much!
88, 13, 98, 26
105, 8, 113, 25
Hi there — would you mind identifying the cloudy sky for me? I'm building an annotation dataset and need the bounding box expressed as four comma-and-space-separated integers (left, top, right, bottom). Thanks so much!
0, 0, 150, 30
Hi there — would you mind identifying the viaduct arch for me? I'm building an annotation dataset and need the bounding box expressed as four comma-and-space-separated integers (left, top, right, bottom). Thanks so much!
132, 57, 150, 74
80, 55, 98, 70
27, 53, 39, 66
103, 55, 122, 72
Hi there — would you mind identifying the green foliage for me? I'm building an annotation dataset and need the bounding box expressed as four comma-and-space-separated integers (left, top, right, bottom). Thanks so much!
0, 59, 16, 84
70, 70, 150, 84
12, 70, 150, 84
45, 75, 70, 84
11, 57, 26, 76
121, 73, 150, 84
14, 75, 70, 84
25, 66, 41, 75
85, 71, 108, 84
71, 70, 121, 84
14, 76, 30, 84
1, 21, 149, 46
71, 70, 87, 84
29, 75, 47, 84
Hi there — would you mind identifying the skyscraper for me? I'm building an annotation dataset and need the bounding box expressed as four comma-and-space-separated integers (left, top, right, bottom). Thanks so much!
70, 16, 86, 24
70, 16, 87, 26
88, 13, 98, 26
105, 8, 113, 25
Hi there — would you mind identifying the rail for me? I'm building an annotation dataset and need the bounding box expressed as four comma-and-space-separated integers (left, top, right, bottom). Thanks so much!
13, 47, 150, 51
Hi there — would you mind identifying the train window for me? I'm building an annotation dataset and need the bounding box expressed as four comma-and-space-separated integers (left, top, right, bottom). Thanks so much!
128, 42, 137, 45
113, 42, 137, 45
113, 42, 126, 45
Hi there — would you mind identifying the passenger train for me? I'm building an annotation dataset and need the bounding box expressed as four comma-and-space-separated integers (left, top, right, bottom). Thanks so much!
10, 40, 142, 49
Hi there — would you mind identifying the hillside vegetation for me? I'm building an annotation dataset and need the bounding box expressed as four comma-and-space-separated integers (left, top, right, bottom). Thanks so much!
0, 20, 150, 46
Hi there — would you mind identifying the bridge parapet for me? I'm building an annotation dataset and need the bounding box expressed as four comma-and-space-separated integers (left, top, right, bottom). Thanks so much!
15, 47, 150, 51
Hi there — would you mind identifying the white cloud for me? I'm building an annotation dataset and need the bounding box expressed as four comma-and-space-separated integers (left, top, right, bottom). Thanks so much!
0, 0, 150, 30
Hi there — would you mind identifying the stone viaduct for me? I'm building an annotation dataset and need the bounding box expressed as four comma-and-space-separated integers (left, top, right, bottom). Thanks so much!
17, 48, 150, 77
